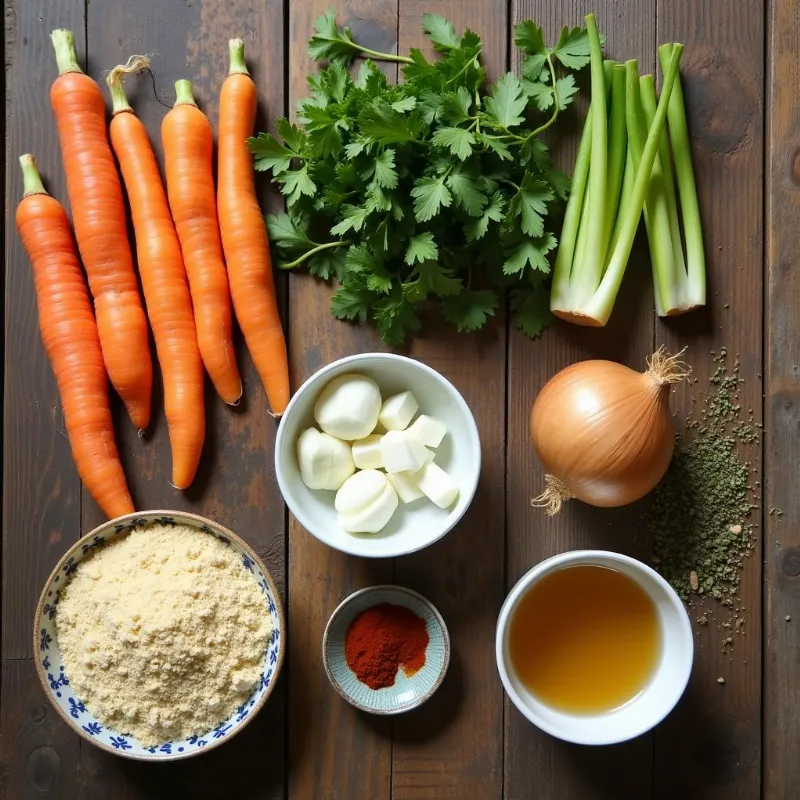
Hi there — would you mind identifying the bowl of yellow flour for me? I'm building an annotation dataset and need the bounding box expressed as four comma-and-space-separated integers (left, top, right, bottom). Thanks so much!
34, 511, 284, 760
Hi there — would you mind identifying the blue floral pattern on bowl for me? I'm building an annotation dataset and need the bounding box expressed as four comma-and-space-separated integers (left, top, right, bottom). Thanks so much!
35, 511, 284, 761
323, 586, 450, 715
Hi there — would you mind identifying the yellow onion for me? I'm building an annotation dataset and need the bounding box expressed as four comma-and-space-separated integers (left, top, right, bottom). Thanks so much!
530, 348, 689, 514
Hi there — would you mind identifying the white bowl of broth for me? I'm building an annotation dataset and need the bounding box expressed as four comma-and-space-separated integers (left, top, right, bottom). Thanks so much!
496, 550, 693, 745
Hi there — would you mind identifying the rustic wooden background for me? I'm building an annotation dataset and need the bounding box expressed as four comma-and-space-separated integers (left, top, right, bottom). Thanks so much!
2, 0, 798, 798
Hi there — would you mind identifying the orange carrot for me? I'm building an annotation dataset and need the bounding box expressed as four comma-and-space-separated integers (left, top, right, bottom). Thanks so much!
106, 59, 205, 490
218, 39, 290, 416
16, 155, 135, 519
49, 29, 152, 431
162, 79, 242, 405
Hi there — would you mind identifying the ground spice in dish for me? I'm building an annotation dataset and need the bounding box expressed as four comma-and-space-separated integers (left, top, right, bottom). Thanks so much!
344, 603, 429, 689
649, 349, 759, 641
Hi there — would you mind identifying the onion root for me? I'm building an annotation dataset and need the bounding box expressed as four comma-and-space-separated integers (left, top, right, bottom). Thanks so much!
645, 346, 691, 386
531, 475, 574, 516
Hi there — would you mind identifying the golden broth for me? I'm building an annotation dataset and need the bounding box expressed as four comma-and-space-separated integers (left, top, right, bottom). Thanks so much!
508, 565, 661, 714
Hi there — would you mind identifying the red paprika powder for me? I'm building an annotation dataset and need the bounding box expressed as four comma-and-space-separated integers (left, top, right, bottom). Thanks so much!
344, 603, 429, 690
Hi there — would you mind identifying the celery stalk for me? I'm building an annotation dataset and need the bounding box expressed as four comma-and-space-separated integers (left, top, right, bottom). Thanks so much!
627, 66, 675, 316
582, 45, 683, 323
640, 74, 686, 314
606, 149, 635, 260
602, 63, 628, 264
551, 110, 593, 306
565, 14, 607, 304
659, 44, 706, 311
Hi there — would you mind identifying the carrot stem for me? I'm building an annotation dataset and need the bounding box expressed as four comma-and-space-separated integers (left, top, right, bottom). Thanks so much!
19, 154, 46, 196
107, 76, 132, 115
228, 39, 249, 76
174, 79, 197, 107
50, 29, 82, 75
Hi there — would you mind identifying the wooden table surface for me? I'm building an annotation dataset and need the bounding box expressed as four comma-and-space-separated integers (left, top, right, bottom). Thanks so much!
2, 0, 799, 798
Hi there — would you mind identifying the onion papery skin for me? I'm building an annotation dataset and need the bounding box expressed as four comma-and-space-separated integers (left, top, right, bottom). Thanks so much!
530, 360, 675, 507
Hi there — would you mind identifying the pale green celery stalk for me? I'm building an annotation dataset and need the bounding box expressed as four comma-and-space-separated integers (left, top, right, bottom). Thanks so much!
551, 110, 592, 304
601, 63, 628, 266
628, 68, 675, 316
659, 43, 705, 310
574, 62, 617, 272
582, 45, 683, 324
606, 148, 635, 259
556, 14, 607, 311
640, 74, 686, 315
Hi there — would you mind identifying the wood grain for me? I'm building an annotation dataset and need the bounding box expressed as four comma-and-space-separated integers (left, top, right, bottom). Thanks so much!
505, 2, 657, 798
286, 3, 394, 799
763, 0, 800, 796
391, 3, 507, 799
652, 3, 764, 799
2, 2, 85, 797
77, 1, 287, 797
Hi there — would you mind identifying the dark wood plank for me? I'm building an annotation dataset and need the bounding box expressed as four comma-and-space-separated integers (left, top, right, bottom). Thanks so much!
391, 3, 506, 799
2, 2, 85, 797
652, 2, 764, 799
79, 1, 286, 797
286, 2, 395, 799
505, 2, 657, 798
2, 0, 85, 661
763, 0, 800, 795
0, 661, 80, 800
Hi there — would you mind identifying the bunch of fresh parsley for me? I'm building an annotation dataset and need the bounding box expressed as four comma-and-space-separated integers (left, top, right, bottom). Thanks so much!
248, 11, 598, 344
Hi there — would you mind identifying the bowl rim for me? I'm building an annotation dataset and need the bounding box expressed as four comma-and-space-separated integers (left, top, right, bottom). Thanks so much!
33, 509, 286, 762
275, 352, 482, 558
495, 549, 694, 746
321, 584, 451, 715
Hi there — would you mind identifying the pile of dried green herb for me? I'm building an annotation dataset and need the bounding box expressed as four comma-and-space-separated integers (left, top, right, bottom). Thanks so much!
649, 349, 759, 630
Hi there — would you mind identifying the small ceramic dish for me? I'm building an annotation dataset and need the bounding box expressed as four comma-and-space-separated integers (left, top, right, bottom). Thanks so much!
34, 510, 285, 761
275, 353, 481, 558
322, 585, 450, 715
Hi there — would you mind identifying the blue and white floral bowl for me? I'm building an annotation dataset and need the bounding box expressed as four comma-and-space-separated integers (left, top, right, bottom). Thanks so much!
322, 586, 450, 714
34, 510, 285, 761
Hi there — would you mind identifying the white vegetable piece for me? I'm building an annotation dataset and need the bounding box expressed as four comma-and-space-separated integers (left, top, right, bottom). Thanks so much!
314, 374, 382, 441
380, 429, 430, 474
387, 470, 425, 504
296, 428, 355, 491
416, 462, 459, 509
408, 414, 447, 449
378, 390, 419, 431
351, 434, 384, 470
335, 470, 398, 533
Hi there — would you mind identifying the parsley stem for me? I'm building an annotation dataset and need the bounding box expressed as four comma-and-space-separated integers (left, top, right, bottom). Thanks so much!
280, 240, 350, 270
353, 44, 413, 64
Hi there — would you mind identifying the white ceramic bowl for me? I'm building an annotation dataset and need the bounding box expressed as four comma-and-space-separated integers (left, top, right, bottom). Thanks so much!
34, 511, 285, 761
275, 353, 481, 558
496, 550, 693, 746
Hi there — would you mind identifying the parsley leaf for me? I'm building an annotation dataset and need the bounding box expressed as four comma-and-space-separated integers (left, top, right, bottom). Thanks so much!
360, 102, 422, 144
514, 20, 546, 56
422, 13, 462, 52
484, 73, 527, 129
511, 285, 553, 337
555, 74, 579, 109
248, 133, 296, 174
405, 232, 439, 265
411, 175, 453, 222
404, 261, 463, 301
552, 26, 604, 69
503, 233, 557, 275
508, 176, 554, 237
431, 126, 476, 160
330, 204, 370, 235
371, 149, 399, 189
307, 10, 359, 63
331, 278, 373, 321
447, 170, 487, 216
280, 165, 317, 206
375, 291, 422, 345
440, 290, 499, 332
267, 212, 316, 251
466, 191, 505, 241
